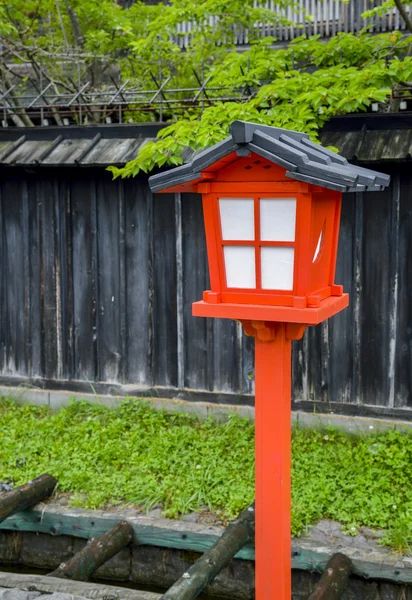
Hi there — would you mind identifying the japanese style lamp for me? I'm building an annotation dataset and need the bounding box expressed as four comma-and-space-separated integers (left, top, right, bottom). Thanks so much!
149, 121, 390, 599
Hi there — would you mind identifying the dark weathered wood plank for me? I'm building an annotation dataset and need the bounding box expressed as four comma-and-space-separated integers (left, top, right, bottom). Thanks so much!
2, 178, 28, 376
175, 192, 185, 390
21, 180, 31, 376
352, 191, 364, 405
70, 175, 96, 381
96, 176, 122, 383
387, 169, 401, 409
211, 319, 240, 393
152, 193, 177, 387
118, 180, 127, 383
27, 173, 43, 378
124, 180, 151, 385
0, 184, 4, 374
182, 193, 208, 390
241, 330, 255, 395
360, 185, 392, 406
306, 323, 322, 402
40, 177, 60, 379
57, 173, 75, 380
327, 192, 356, 404
395, 165, 412, 408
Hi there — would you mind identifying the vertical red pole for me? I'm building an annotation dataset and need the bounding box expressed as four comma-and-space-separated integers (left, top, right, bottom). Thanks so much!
254, 322, 292, 600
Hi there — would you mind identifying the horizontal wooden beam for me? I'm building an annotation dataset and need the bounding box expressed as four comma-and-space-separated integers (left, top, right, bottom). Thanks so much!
0, 571, 161, 599
0, 509, 233, 557
1, 509, 411, 584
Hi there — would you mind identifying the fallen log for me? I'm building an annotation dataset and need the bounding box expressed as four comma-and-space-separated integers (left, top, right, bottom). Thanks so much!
308, 552, 353, 600
49, 520, 134, 581
0, 571, 161, 599
161, 503, 255, 600
0, 475, 57, 523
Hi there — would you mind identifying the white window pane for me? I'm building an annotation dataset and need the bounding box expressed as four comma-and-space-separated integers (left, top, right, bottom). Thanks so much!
224, 246, 256, 288
261, 247, 294, 290
260, 198, 296, 242
219, 198, 254, 241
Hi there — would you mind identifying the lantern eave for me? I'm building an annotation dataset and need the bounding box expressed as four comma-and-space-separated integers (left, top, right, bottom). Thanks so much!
192, 293, 349, 325
149, 121, 391, 195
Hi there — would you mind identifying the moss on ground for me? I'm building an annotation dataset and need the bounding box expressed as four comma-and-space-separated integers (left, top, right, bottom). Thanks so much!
0, 396, 411, 552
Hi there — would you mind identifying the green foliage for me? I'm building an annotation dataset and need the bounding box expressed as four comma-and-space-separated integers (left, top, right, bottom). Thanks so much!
0, 397, 254, 519
0, 0, 298, 91
292, 426, 412, 552
3, 0, 411, 140
363, 0, 412, 22
381, 511, 412, 554
110, 31, 412, 178
1, 396, 412, 552
0, 0, 152, 103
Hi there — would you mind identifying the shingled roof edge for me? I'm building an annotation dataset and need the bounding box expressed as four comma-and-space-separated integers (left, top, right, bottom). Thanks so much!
148, 121, 391, 193
230, 120, 309, 144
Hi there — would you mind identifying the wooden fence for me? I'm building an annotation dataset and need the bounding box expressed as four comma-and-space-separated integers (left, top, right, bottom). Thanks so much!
175, 0, 410, 46
121, 0, 410, 45
0, 160, 411, 414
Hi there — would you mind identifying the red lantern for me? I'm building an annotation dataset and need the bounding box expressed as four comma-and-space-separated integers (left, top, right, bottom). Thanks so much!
149, 121, 390, 599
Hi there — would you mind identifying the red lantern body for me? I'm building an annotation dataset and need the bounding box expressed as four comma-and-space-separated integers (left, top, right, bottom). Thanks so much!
149, 121, 390, 600
195, 154, 344, 313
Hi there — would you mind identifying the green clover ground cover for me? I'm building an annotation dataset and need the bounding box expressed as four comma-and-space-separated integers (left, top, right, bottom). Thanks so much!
0, 396, 411, 552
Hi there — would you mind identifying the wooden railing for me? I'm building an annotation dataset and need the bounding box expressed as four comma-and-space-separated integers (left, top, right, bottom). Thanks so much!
175, 0, 409, 46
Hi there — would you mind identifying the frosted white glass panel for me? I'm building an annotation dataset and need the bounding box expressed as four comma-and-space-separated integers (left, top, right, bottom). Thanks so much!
219, 198, 254, 240
224, 246, 256, 288
261, 247, 294, 290
260, 198, 296, 242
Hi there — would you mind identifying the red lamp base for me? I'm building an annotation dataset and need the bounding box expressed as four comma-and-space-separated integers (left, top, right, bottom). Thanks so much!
192, 293, 349, 324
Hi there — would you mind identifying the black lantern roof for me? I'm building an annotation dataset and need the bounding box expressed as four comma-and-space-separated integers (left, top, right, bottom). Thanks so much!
149, 120, 390, 194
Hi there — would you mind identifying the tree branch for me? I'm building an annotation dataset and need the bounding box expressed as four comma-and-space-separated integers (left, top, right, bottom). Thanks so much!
56, 0, 70, 50
394, 0, 412, 33
63, 0, 85, 47
0, 63, 35, 127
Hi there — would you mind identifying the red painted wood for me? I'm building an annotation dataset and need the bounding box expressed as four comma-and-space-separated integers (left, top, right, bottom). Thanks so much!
220, 292, 294, 305
192, 293, 349, 324
209, 181, 302, 194
208, 155, 287, 182
242, 322, 292, 600
201, 194, 221, 292
294, 192, 313, 297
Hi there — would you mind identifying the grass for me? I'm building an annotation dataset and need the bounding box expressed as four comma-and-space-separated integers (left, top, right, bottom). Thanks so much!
0, 396, 411, 553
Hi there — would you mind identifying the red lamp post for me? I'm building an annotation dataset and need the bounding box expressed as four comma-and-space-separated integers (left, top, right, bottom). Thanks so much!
149, 121, 390, 599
